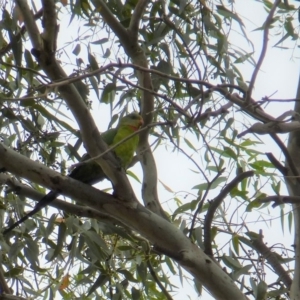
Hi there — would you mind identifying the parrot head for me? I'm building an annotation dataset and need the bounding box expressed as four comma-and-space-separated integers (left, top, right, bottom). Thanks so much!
118, 112, 144, 131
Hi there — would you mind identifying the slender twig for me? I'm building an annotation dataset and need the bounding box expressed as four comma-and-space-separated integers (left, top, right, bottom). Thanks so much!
162, 15, 202, 82
246, 0, 281, 103
193, 102, 233, 123
0, 91, 51, 102
259, 98, 300, 103
71, 122, 169, 169
203, 171, 254, 256
146, 260, 174, 300
249, 230, 292, 289
239, 237, 263, 283
271, 133, 300, 184
189, 168, 226, 239
38, 62, 276, 123
44, 62, 231, 91
0, 60, 49, 79
109, 72, 192, 118
167, 134, 209, 183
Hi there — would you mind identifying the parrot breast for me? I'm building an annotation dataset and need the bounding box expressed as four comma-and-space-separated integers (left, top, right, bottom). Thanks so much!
113, 126, 139, 168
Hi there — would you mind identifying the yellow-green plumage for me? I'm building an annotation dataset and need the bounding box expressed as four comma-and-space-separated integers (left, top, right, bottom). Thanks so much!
72, 112, 143, 182
3, 112, 143, 235
111, 113, 141, 168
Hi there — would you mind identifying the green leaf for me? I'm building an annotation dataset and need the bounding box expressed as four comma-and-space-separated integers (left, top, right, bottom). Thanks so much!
184, 137, 198, 152
136, 262, 147, 283
280, 207, 284, 234
101, 83, 116, 104
118, 269, 138, 282
88, 274, 109, 296
173, 202, 194, 216
284, 17, 295, 37
221, 255, 242, 270
131, 287, 142, 300
232, 264, 252, 280
193, 177, 227, 190
49, 222, 66, 262
216, 5, 244, 25
72, 44, 81, 55
24, 237, 39, 267
232, 234, 239, 255
88, 52, 100, 82
223, 146, 237, 159
288, 211, 293, 233
246, 198, 263, 212
194, 227, 203, 249
234, 52, 254, 64
103, 48, 111, 58
4, 267, 24, 278
256, 281, 267, 300
89, 76, 99, 99
127, 170, 141, 183
91, 38, 109, 44
24, 49, 34, 69
194, 278, 202, 296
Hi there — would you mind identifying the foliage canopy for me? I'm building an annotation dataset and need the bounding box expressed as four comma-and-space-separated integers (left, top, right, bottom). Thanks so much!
0, 0, 299, 299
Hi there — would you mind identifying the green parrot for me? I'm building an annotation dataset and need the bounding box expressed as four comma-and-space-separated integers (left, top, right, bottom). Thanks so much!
3, 112, 144, 235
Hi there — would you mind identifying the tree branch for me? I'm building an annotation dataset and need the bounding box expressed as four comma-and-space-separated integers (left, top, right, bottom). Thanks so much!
0, 142, 248, 300
41, 0, 58, 53
0, 173, 125, 230
16, 0, 136, 201
265, 152, 288, 176
90, 1, 164, 219
246, 0, 281, 103
203, 171, 254, 257
14, 0, 43, 50
238, 120, 300, 137
259, 195, 300, 207
248, 231, 292, 289
146, 259, 174, 300
128, 0, 149, 39
90, 0, 129, 46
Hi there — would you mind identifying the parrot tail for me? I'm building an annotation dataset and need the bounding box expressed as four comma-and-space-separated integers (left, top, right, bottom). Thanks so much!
3, 190, 60, 235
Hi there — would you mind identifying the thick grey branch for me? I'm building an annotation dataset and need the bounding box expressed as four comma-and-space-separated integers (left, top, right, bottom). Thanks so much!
259, 195, 300, 207
16, 1, 135, 200
129, 0, 149, 39
286, 61, 300, 299
41, 0, 58, 53
90, 0, 129, 46
0, 173, 122, 228
238, 121, 300, 137
89, 2, 164, 218
0, 143, 248, 300
14, 0, 43, 49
